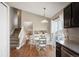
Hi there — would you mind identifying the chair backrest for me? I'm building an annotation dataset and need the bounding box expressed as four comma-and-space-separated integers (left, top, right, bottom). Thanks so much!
38, 34, 47, 48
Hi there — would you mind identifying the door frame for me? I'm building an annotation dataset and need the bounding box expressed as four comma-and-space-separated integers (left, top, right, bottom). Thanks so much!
0, 2, 10, 57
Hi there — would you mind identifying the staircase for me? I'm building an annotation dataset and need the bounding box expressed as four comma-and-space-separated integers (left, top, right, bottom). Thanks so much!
10, 28, 21, 48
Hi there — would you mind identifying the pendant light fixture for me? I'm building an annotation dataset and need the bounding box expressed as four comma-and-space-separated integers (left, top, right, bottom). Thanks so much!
41, 8, 48, 23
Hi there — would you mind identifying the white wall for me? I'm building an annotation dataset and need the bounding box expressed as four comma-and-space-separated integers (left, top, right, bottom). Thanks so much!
21, 11, 50, 33
0, 3, 9, 57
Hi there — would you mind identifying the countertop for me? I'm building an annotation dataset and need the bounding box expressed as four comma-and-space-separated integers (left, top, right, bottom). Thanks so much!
56, 39, 79, 54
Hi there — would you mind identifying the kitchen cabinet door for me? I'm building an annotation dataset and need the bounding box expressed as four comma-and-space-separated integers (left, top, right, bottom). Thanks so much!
72, 2, 79, 27
64, 3, 72, 28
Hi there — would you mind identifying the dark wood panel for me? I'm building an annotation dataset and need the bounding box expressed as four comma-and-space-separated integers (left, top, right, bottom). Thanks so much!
64, 3, 72, 28
72, 2, 79, 27
56, 42, 61, 57
56, 42, 79, 57
64, 2, 79, 28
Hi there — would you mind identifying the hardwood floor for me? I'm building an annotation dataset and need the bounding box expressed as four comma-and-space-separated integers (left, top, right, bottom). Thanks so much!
10, 40, 54, 57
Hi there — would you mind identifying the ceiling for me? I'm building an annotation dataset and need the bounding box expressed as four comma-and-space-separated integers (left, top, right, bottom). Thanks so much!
6, 2, 70, 18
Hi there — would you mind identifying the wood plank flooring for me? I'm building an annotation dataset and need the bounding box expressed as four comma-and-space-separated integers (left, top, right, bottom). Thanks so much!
10, 40, 54, 57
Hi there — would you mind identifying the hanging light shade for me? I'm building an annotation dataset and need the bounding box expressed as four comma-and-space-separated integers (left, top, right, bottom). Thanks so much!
41, 19, 48, 23
41, 8, 48, 23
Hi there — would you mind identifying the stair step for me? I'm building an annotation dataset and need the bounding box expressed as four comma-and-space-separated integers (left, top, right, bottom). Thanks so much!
10, 44, 19, 47
10, 28, 21, 48
10, 38, 19, 41
10, 36, 18, 38
10, 39, 19, 41
10, 41, 19, 44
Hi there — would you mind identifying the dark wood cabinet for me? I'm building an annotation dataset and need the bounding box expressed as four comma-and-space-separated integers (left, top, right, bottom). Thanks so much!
56, 42, 79, 57
72, 2, 79, 27
61, 46, 79, 57
64, 2, 79, 28
64, 3, 72, 28
56, 42, 61, 57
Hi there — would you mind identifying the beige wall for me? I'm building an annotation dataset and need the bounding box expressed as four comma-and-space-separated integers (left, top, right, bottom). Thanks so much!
21, 11, 50, 33
10, 7, 21, 35
9, 7, 18, 35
